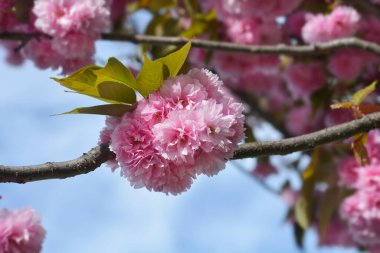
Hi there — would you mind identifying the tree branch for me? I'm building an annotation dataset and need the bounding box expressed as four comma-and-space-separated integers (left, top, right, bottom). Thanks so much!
1, 32, 380, 56
0, 143, 115, 183
1, 113, 380, 183
233, 112, 380, 159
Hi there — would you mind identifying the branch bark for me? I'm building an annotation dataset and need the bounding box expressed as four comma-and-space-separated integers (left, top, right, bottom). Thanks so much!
1, 32, 380, 57
1, 112, 380, 183
0, 143, 115, 183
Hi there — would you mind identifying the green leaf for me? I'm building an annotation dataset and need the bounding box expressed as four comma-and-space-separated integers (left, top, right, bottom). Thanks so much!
53, 59, 138, 104
51, 65, 101, 94
93, 57, 139, 92
352, 81, 377, 106
157, 41, 192, 77
293, 222, 305, 249
97, 81, 136, 104
295, 187, 313, 230
318, 186, 340, 237
136, 55, 165, 97
295, 151, 318, 229
182, 10, 217, 38
55, 104, 134, 116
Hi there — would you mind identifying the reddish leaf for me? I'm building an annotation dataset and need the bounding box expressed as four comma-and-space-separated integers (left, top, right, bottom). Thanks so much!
352, 134, 370, 166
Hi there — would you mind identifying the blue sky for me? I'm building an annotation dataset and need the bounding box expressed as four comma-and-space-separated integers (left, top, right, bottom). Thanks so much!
0, 39, 358, 253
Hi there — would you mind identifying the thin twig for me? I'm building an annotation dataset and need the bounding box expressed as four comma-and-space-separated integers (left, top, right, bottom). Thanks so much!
1, 112, 380, 183
231, 87, 291, 137
232, 161, 279, 195
1, 32, 380, 56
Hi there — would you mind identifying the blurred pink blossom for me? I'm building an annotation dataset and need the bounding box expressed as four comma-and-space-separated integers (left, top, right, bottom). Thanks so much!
283, 62, 325, 100
302, 6, 360, 44
0, 207, 46, 253
251, 163, 278, 179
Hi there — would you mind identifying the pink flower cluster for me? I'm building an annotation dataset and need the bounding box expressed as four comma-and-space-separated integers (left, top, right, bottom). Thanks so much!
100, 68, 245, 194
0, 207, 46, 253
339, 130, 380, 247
251, 163, 278, 179
216, 0, 302, 19
283, 62, 325, 100
302, 6, 360, 44
318, 218, 355, 248
28, 0, 110, 74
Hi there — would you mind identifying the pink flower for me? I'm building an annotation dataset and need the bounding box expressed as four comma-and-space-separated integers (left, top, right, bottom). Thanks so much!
283, 62, 325, 99
357, 164, 380, 192
212, 51, 279, 87
223, 17, 281, 45
218, 0, 300, 19
318, 218, 355, 248
327, 6, 360, 38
1, 42, 25, 66
367, 130, 380, 164
302, 6, 360, 44
59, 56, 94, 75
51, 33, 96, 60
99, 116, 122, 171
33, 0, 110, 37
328, 49, 369, 81
0, 207, 46, 253
338, 157, 360, 188
324, 108, 353, 127
360, 16, 380, 44
283, 11, 307, 41
153, 110, 203, 164
341, 190, 380, 246
188, 48, 207, 69
159, 74, 208, 109
285, 105, 324, 135
111, 113, 196, 194
219, 0, 275, 19
241, 72, 282, 96
251, 163, 278, 179
107, 68, 245, 194
195, 99, 238, 161
23, 38, 61, 70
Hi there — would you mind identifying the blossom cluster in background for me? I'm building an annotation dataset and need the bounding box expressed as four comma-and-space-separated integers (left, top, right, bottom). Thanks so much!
188, 0, 380, 137
0, 207, 45, 253
0, 0, 130, 74
100, 68, 245, 195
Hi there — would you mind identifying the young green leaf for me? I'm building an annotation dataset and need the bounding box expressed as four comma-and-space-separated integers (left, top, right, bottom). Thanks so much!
157, 41, 192, 77
136, 55, 165, 97
351, 81, 377, 106
93, 57, 139, 92
295, 150, 318, 230
96, 81, 137, 104
55, 104, 134, 116
51, 65, 101, 93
